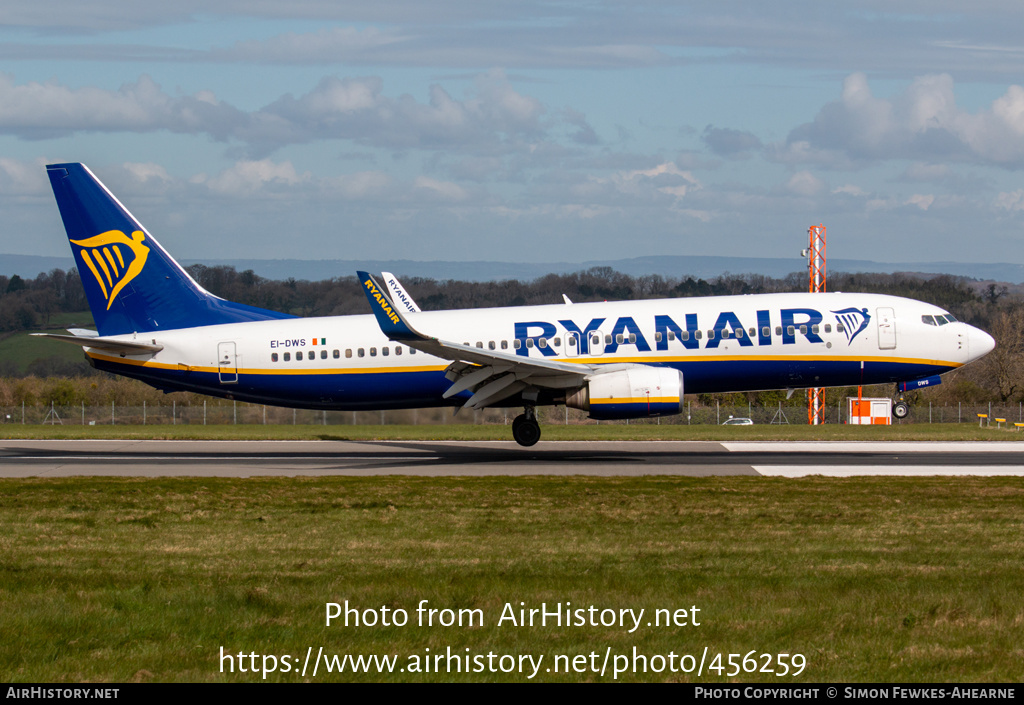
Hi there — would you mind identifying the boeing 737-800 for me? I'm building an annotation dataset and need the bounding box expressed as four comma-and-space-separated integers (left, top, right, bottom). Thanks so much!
37, 163, 995, 446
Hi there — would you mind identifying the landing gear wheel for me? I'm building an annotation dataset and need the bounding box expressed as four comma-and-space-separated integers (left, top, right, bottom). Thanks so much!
892, 402, 909, 419
512, 414, 541, 447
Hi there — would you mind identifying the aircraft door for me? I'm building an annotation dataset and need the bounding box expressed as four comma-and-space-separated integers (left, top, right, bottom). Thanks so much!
589, 330, 606, 357
876, 308, 896, 350
218, 341, 238, 384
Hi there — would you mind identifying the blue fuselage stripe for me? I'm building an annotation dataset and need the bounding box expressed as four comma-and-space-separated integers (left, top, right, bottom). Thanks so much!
91, 356, 954, 411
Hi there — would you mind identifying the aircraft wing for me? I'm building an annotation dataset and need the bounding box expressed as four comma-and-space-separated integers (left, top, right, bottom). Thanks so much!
358, 271, 593, 409
30, 331, 163, 354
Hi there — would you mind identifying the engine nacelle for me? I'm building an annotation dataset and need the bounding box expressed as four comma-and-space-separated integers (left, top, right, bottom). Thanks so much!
566, 366, 684, 420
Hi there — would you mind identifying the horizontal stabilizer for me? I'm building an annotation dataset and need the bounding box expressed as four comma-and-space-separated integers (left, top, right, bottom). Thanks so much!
30, 332, 163, 355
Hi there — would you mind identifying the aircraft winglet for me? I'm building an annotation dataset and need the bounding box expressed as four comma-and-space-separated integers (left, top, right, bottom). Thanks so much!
357, 271, 423, 342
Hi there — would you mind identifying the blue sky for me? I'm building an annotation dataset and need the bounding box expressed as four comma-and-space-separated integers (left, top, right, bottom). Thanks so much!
3, 1, 1024, 269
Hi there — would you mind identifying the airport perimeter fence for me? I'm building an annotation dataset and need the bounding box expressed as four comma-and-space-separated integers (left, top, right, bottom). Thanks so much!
3, 401, 1023, 427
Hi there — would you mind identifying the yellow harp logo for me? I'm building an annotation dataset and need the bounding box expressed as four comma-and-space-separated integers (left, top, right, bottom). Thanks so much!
71, 230, 150, 310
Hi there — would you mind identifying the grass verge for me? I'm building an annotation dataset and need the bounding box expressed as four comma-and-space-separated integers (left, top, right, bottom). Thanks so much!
1, 476, 1021, 682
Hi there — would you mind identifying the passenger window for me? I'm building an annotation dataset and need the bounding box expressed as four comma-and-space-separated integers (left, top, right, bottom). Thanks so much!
346, 349, 352, 358
283, 352, 291, 361
615, 334, 623, 344
748, 327, 755, 337
333, 349, 340, 359
395, 347, 402, 355
297, 351, 303, 361
836, 324, 845, 333
592, 335, 600, 345
721, 329, 731, 339
669, 332, 676, 341
811, 325, 819, 335
501, 340, 508, 350
788, 326, 795, 336
271, 353, 279, 362
514, 339, 522, 349
489, 341, 496, 350
800, 325, 807, 335
382, 347, 389, 356
763, 327, 771, 337
775, 327, 782, 336
526, 339, 534, 348
605, 335, 611, 344
554, 337, 561, 347
735, 328, 744, 338
409, 348, 416, 354
707, 330, 716, 340
476, 341, 483, 348
695, 330, 702, 340
654, 332, 662, 343
370, 347, 377, 357
629, 334, 636, 343
321, 350, 327, 359
358, 348, 365, 357
824, 324, 831, 333
539, 338, 547, 348
680, 331, 687, 341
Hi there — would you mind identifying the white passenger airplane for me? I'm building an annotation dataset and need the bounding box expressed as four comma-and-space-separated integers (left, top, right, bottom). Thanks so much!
38, 163, 995, 446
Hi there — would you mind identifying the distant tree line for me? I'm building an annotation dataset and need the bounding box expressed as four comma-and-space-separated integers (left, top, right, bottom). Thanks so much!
2, 264, 1022, 403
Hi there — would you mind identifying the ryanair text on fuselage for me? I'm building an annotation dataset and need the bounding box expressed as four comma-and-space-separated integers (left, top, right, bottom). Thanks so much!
514, 307, 870, 357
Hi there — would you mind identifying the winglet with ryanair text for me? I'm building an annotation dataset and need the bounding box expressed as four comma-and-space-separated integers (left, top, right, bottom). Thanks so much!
357, 271, 424, 342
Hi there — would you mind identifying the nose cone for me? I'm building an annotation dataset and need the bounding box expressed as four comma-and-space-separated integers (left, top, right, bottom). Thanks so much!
967, 325, 996, 362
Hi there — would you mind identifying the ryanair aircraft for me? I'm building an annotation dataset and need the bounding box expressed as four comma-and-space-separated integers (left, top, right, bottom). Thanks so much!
39, 163, 995, 446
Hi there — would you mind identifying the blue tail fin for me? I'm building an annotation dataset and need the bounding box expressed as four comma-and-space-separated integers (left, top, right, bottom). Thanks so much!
47, 163, 293, 336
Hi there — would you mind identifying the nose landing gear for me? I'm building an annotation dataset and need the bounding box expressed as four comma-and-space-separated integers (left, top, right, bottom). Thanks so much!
512, 406, 541, 447
892, 385, 909, 419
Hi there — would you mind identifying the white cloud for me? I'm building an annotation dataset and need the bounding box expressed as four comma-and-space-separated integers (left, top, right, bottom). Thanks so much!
413, 176, 469, 202
199, 160, 307, 197
780, 72, 1024, 169
785, 171, 824, 197
0, 73, 244, 141
122, 162, 172, 183
994, 190, 1024, 212
906, 194, 935, 210
832, 184, 868, 197
0, 157, 50, 195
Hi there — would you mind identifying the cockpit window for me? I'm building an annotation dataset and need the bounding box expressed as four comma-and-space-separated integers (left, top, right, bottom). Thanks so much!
944, 314, 958, 322
922, 315, 936, 326
935, 315, 949, 325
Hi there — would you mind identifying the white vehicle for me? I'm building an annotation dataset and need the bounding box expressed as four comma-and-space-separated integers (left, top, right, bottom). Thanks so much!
39, 163, 995, 446
722, 417, 754, 426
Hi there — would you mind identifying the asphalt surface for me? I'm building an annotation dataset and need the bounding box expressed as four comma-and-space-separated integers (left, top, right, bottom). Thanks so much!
3, 440, 1024, 477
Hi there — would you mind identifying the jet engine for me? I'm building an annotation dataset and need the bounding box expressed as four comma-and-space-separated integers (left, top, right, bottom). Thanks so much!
565, 365, 684, 420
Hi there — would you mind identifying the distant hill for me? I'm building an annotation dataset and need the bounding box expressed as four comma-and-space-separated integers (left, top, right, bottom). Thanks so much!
5, 253, 1024, 284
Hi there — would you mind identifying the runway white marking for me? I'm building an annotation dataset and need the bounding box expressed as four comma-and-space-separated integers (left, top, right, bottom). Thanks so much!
755, 466, 1024, 477
723, 442, 1024, 453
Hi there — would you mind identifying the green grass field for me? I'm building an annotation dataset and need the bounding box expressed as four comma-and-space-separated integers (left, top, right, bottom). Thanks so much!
1, 475, 1022, 682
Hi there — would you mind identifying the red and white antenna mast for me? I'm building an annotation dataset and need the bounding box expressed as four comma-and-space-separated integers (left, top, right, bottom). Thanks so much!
807, 224, 826, 425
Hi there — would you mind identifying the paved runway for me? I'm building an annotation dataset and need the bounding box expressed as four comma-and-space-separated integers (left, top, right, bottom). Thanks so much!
3, 439, 1024, 477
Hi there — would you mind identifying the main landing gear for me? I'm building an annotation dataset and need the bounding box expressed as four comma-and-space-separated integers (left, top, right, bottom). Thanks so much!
512, 406, 541, 447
